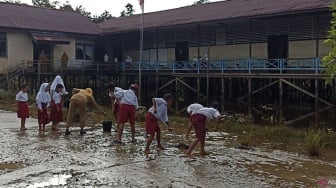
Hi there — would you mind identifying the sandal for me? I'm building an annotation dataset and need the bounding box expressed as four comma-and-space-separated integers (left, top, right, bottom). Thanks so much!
179, 154, 196, 159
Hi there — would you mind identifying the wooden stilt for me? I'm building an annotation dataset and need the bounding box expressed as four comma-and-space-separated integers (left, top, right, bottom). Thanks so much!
221, 78, 225, 112
279, 78, 283, 124
197, 77, 200, 102
248, 78, 252, 115
315, 79, 319, 126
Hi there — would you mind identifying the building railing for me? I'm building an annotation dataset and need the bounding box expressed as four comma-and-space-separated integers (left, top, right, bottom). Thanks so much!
14, 57, 324, 75
121, 58, 324, 74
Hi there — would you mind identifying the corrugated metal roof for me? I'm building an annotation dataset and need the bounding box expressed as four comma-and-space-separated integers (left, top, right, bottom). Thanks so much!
0, 3, 101, 35
99, 0, 330, 34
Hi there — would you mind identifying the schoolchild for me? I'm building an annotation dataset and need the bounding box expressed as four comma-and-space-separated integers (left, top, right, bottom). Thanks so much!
50, 84, 65, 131
114, 84, 139, 143
36, 83, 51, 132
107, 82, 122, 122
184, 103, 204, 139
15, 84, 30, 130
144, 94, 174, 154
182, 102, 223, 158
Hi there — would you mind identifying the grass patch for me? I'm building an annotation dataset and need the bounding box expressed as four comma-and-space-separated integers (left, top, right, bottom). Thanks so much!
305, 128, 323, 156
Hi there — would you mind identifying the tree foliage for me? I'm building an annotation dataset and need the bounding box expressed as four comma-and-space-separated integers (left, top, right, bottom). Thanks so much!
92, 10, 113, 23
322, 0, 336, 84
120, 3, 134, 17
59, 2, 73, 11
75, 5, 92, 20
193, 0, 210, 5
32, 0, 59, 8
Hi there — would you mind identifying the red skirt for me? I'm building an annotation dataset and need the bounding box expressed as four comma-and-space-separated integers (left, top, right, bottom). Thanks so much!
145, 113, 160, 135
38, 104, 49, 125
191, 114, 207, 139
17, 102, 29, 118
117, 104, 136, 124
50, 102, 63, 123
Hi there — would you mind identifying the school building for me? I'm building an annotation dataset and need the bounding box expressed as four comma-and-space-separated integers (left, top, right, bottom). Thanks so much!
0, 0, 333, 125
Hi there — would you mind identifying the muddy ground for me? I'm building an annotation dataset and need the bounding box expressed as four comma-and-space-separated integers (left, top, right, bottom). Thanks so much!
0, 110, 335, 188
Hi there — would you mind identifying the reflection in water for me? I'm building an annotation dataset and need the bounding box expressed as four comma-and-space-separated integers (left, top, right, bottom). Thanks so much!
0, 162, 23, 170
0, 110, 336, 187
26, 174, 72, 188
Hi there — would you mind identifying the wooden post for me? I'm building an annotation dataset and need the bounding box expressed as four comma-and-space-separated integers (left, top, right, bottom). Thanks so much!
175, 78, 178, 112
155, 74, 159, 96
279, 79, 283, 124
197, 77, 200, 102
221, 78, 225, 112
206, 75, 209, 106
248, 78, 252, 115
315, 79, 319, 126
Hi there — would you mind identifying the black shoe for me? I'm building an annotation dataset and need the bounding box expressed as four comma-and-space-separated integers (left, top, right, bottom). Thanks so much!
65, 130, 71, 136
80, 130, 86, 135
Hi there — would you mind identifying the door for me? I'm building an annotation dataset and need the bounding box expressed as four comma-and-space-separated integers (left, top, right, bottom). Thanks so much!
267, 34, 288, 60
175, 41, 189, 62
267, 34, 288, 72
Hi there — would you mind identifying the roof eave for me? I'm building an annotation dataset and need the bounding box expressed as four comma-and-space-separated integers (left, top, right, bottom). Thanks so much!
101, 7, 330, 35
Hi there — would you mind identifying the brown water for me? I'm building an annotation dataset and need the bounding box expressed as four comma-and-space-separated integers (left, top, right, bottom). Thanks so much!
0, 110, 335, 187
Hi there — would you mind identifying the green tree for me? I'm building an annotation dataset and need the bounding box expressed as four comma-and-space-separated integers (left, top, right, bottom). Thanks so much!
32, 0, 59, 8
75, 5, 92, 20
322, 0, 336, 84
92, 10, 113, 23
59, 2, 73, 11
120, 3, 134, 17
193, 0, 210, 5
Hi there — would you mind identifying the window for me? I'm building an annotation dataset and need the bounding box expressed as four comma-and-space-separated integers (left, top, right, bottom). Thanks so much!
0, 32, 7, 57
75, 40, 94, 60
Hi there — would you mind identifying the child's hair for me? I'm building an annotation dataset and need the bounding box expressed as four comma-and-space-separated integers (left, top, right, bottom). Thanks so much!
20, 84, 28, 90
163, 93, 174, 101
55, 84, 64, 90
210, 101, 219, 110
107, 82, 115, 89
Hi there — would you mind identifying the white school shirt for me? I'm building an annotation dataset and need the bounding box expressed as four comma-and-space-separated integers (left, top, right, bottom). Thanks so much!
109, 87, 122, 98
104, 54, 109, 63
148, 98, 169, 123
53, 92, 62, 104
16, 91, 28, 102
186, 103, 203, 114
114, 89, 138, 109
193, 107, 221, 121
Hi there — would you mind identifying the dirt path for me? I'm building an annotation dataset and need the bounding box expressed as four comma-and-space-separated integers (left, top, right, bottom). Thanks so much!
0, 110, 335, 187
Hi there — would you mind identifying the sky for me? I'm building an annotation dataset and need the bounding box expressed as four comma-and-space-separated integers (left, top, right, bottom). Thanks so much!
19, 0, 223, 16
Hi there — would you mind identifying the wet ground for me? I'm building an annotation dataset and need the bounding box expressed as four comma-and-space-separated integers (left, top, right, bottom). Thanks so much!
0, 110, 336, 187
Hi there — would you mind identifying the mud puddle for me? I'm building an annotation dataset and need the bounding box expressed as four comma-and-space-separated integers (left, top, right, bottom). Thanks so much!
0, 110, 335, 187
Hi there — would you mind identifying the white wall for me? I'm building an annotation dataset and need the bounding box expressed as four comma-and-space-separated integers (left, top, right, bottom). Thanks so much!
7, 32, 33, 68
53, 39, 76, 61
